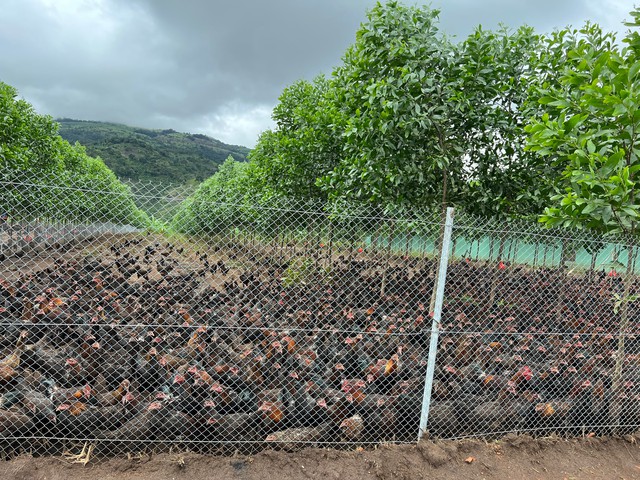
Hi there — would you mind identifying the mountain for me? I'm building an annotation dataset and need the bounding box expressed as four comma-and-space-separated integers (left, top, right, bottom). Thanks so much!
56, 119, 251, 184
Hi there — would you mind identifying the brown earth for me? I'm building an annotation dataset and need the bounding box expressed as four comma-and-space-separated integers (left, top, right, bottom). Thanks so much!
3, 435, 640, 480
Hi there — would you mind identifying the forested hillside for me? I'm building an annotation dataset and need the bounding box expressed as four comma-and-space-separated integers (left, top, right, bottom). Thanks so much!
57, 119, 250, 184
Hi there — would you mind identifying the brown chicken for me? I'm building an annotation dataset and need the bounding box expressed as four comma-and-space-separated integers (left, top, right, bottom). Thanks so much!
94, 379, 131, 407
0, 330, 28, 383
339, 414, 364, 440
259, 400, 285, 428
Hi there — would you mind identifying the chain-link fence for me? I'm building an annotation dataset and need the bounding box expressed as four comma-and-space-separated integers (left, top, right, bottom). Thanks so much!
0, 170, 638, 461
434, 212, 640, 440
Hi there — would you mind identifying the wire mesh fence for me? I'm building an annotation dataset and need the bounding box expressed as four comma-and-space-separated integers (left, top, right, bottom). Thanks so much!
0, 170, 639, 460
435, 218, 640, 440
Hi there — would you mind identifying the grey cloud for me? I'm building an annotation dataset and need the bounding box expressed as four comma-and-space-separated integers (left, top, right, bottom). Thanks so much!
0, 0, 633, 147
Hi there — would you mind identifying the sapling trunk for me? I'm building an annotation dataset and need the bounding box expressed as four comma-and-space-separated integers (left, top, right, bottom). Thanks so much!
451, 235, 458, 262
555, 239, 570, 324
488, 236, 506, 307
429, 218, 446, 313
381, 221, 395, 298
404, 230, 411, 259
430, 163, 448, 314
610, 245, 635, 432
589, 250, 598, 282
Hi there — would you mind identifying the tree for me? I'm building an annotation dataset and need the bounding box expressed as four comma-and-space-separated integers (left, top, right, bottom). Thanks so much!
320, 2, 462, 211
528, 22, 640, 235
0, 81, 147, 227
316, 2, 560, 222
526, 9, 640, 430
249, 76, 344, 202
0, 82, 61, 172
459, 26, 560, 219
172, 156, 257, 234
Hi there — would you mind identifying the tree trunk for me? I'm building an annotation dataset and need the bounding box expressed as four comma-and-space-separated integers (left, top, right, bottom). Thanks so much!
559, 239, 570, 269
589, 251, 598, 282
326, 220, 334, 270
451, 235, 459, 262
488, 236, 506, 306
555, 239, 572, 324
429, 216, 447, 313
404, 230, 411, 259
381, 222, 395, 298
429, 164, 448, 313
610, 245, 635, 432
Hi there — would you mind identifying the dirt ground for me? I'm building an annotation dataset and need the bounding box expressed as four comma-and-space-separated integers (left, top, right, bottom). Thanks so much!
3, 435, 640, 480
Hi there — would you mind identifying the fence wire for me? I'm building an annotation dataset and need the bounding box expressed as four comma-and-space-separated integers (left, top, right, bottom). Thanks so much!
0, 170, 639, 460
435, 220, 640, 440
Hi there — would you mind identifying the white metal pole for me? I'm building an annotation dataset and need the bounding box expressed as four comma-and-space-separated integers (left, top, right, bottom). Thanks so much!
417, 206, 455, 442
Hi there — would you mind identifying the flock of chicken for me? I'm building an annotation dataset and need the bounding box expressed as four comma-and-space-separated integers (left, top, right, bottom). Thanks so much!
0, 234, 638, 458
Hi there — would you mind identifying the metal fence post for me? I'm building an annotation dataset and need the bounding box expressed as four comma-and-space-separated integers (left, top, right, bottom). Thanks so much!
418, 206, 455, 442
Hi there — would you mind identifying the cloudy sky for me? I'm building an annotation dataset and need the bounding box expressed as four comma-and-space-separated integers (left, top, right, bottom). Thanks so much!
0, 0, 634, 148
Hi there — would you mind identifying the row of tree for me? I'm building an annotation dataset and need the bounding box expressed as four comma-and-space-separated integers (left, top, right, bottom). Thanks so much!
0, 82, 148, 227
3, 1, 639, 247
174, 2, 640, 244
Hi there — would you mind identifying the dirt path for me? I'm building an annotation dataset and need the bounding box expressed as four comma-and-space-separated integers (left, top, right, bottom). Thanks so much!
3, 435, 640, 480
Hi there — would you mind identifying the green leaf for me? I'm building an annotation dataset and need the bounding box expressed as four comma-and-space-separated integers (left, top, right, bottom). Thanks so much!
564, 114, 587, 133
629, 60, 640, 82
538, 96, 556, 105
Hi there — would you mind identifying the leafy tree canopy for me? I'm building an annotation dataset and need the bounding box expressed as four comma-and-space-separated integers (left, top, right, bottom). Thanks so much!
527, 10, 640, 236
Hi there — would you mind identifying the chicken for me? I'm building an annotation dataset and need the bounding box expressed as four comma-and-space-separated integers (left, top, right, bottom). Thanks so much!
98, 401, 165, 441
355, 393, 397, 441
423, 400, 461, 438
0, 406, 33, 436
339, 414, 364, 441
22, 334, 71, 381
154, 407, 195, 441
93, 379, 131, 407
205, 411, 261, 441
51, 383, 92, 405
259, 400, 286, 431
136, 347, 166, 392
63, 442, 95, 466
161, 327, 208, 369
19, 388, 57, 435
56, 400, 108, 442
534, 400, 574, 433
0, 330, 28, 383
62, 358, 88, 388
367, 355, 401, 394
470, 399, 509, 434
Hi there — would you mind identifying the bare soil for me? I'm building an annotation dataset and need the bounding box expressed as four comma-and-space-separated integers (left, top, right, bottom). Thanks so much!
3, 435, 640, 480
